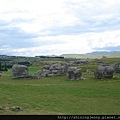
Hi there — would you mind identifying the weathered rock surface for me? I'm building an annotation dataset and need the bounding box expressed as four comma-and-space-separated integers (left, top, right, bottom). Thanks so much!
12, 63, 82, 80
67, 67, 82, 80
111, 62, 120, 73
12, 64, 28, 78
33, 63, 82, 80
34, 63, 68, 78
94, 65, 114, 79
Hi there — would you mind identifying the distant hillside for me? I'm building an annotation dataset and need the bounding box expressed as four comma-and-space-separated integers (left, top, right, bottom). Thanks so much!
60, 54, 85, 59
61, 51, 120, 59
87, 51, 120, 54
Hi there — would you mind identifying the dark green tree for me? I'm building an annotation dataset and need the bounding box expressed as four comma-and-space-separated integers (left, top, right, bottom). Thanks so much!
4, 62, 8, 71
0, 62, 1, 71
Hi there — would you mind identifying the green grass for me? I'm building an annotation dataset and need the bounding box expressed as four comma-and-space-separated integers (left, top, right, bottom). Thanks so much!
28, 66, 43, 74
0, 57, 120, 115
0, 69, 120, 115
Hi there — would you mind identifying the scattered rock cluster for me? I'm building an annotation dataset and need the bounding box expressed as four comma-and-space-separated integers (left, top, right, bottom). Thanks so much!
0, 106, 23, 111
68, 60, 88, 66
34, 63, 68, 78
12, 63, 82, 80
12, 61, 120, 80
34, 63, 82, 80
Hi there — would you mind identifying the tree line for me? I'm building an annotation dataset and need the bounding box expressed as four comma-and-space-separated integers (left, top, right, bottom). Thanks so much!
0, 62, 8, 71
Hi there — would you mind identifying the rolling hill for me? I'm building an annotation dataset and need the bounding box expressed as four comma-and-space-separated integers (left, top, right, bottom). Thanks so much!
61, 51, 120, 59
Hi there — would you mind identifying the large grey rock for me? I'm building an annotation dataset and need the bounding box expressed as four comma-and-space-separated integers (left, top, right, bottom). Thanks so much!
111, 62, 120, 73
94, 65, 114, 79
74, 69, 82, 80
12, 64, 28, 78
67, 67, 82, 80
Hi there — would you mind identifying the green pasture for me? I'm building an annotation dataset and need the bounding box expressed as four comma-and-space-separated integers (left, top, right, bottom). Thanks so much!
0, 58, 120, 115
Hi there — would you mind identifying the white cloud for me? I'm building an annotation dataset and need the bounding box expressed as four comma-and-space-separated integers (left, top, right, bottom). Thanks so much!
0, 0, 120, 56
5, 30, 119, 56
0, 0, 88, 34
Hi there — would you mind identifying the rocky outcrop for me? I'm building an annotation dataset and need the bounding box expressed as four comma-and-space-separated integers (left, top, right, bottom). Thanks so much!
94, 65, 114, 79
33, 63, 82, 80
12, 64, 28, 78
12, 63, 82, 80
34, 63, 68, 78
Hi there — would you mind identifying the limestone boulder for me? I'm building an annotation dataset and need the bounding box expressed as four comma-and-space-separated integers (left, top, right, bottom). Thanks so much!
12, 64, 28, 78
67, 67, 82, 80
94, 65, 114, 79
111, 62, 120, 73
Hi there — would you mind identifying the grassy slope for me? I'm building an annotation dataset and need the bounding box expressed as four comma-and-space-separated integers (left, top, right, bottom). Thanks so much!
61, 52, 120, 59
0, 58, 120, 115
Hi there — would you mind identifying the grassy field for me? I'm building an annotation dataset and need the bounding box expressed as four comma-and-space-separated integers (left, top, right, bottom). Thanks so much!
0, 58, 120, 115
61, 52, 120, 59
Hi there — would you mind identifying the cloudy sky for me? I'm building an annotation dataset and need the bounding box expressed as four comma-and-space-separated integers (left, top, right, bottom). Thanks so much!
0, 0, 120, 56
